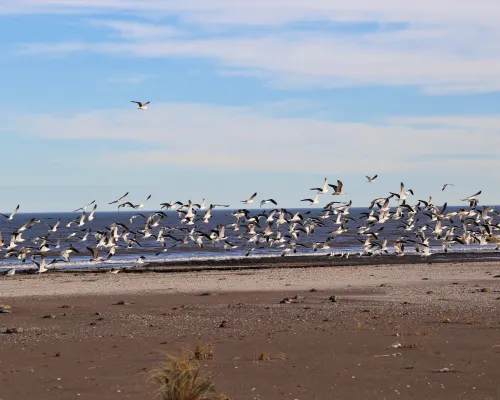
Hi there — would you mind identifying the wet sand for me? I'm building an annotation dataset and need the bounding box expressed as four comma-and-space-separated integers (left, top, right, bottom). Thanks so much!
1, 261, 500, 400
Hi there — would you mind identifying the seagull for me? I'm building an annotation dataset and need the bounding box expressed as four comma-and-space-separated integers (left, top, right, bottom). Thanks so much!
118, 201, 138, 210
131, 101, 150, 110
88, 204, 97, 221
86, 247, 102, 262
137, 194, 152, 209
461, 190, 481, 201
329, 180, 346, 195
73, 200, 96, 212
4, 268, 15, 276
441, 183, 454, 191
366, 175, 378, 183
32, 255, 56, 273
109, 192, 129, 205
0, 205, 20, 221
391, 182, 413, 202
260, 199, 277, 208
242, 192, 257, 204
310, 178, 329, 194
301, 193, 320, 205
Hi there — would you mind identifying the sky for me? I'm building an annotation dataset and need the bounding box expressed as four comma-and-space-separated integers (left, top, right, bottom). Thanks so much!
1, 0, 500, 212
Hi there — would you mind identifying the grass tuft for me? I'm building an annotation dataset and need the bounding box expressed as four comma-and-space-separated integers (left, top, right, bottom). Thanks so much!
149, 352, 222, 400
193, 338, 214, 361
467, 311, 481, 325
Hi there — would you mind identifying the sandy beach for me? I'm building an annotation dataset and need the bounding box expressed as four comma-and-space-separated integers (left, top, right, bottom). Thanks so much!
1, 261, 500, 400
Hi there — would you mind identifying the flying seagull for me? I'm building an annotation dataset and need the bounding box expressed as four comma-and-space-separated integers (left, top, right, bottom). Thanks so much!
310, 178, 329, 194
461, 190, 481, 201
109, 192, 129, 205
329, 180, 346, 195
73, 200, 96, 212
241, 192, 257, 204
301, 193, 320, 205
441, 183, 454, 191
137, 194, 152, 209
260, 199, 277, 208
366, 175, 378, 183
131, 101, 150, 110
0, 205, 20, 221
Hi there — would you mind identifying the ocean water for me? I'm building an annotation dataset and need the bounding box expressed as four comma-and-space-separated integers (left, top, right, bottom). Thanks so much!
0, 206, 499, 271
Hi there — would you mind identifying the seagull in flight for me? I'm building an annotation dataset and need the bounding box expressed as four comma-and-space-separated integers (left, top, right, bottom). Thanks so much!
366, 175, 378, 183
0, 205, 20, 221
441, 183, 454, 191
131, 101, 150, 110
109, 192, 129, 205
242, 192, 257, 204
310, 178, 329, 194
260, 199, 277, 208
137, 194, 152, 209
73, 200, 96, 212
329, 180, 346, 195
461, 190, 481, 201
301, 193, 320, 205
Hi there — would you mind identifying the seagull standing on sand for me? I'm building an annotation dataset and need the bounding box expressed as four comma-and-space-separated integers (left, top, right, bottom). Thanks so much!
131, 101, 150, 110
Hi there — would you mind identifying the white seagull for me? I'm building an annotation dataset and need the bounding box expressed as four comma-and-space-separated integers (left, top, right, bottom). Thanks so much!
131, 101, 150, 110
461, 190, 481, 201
366, 175, 378, 183
1, 205, 20, 221
241, 192, 257, 204
310, 178, 329, 194
301, 193, 320, 205
109, 192, 129, 205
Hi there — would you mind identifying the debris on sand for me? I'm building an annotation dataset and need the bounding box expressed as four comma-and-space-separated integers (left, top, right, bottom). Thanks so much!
4, 327, 24, 334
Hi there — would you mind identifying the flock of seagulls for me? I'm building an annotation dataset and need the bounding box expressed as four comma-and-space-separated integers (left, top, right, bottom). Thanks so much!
1, 174, 499, 276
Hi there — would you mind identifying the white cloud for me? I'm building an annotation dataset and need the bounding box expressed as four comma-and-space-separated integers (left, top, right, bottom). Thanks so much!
108, 73, 158, 84
10, 1, 500, 93
6, 102, 500, 175
88, 19, 183, 40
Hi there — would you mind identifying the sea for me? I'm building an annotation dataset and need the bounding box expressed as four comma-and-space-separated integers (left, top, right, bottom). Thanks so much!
0, 207, 499, 272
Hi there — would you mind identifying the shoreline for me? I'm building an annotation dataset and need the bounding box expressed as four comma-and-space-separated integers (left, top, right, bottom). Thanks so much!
3, 250, 500, 275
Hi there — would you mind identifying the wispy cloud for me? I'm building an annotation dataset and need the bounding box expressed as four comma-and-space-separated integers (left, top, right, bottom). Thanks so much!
108, 73, 158, 84
88, 19, 183, 39
11, 1, 500, 94
5, 102, 500, 174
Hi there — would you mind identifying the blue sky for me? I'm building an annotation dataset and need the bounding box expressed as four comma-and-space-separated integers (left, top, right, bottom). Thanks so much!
1, 0, 500, 212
